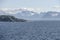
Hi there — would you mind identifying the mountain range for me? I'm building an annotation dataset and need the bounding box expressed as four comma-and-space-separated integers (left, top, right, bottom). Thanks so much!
0, 8, 60, 20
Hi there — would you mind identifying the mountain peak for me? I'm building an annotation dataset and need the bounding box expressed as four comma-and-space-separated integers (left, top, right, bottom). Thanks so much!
0, 8, 60, 20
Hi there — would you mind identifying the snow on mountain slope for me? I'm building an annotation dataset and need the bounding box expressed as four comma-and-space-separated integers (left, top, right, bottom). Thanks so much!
0, 8, 39, 15
42, 11, 60, 18
0, 8, 60, 20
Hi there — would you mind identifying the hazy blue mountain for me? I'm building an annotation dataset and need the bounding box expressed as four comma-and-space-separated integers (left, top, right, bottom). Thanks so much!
0, 10, 10, 15
42, 11, 60, 18
0, 9, 60, 20
14, 11, 60, 20
12, 10, 41, 20
0, 10, 7, 15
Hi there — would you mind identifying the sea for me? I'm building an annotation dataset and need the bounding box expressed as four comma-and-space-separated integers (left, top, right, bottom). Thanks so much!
0, 21, 60, 40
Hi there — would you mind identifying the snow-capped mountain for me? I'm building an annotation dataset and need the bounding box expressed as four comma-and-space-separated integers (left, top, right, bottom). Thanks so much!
0, 8, 41, 20
42, 11, 60, 18
0, 8, 60, 20
0, 10, 7, 15
0, 8, 38, 15
13, 11, 60, 20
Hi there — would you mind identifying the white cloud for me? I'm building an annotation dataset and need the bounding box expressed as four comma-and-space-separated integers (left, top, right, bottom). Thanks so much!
0, 7, 60, 14
0, 8, 39, 14
53, 5, 60, 8
52, 5, 60, 12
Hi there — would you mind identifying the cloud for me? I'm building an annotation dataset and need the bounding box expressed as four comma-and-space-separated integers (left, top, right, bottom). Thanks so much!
0, 7, 60, 14
0, 8, 36, 14
53, 5, 60, 10
52, 5, 60, 12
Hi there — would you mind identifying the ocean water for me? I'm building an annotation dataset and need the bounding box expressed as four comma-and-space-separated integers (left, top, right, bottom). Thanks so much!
0, 21, 60, 40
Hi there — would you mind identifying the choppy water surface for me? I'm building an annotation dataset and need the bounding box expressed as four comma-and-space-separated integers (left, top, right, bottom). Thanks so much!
0, 21, 60, 40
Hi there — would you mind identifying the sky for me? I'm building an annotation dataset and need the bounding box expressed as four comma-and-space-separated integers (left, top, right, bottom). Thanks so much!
0, 0, 60, 12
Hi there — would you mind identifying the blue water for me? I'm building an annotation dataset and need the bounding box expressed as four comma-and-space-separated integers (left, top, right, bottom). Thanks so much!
0, 21, 60, 40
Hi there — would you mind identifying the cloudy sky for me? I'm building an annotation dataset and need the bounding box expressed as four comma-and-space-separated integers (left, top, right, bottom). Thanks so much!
0, 0, 60, 12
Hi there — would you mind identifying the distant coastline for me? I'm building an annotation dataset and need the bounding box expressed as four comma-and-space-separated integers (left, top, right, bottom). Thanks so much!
0, 15, 27, 22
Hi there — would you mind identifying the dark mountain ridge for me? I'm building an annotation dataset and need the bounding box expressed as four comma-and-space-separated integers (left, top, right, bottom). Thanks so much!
0, 15, 27, 22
